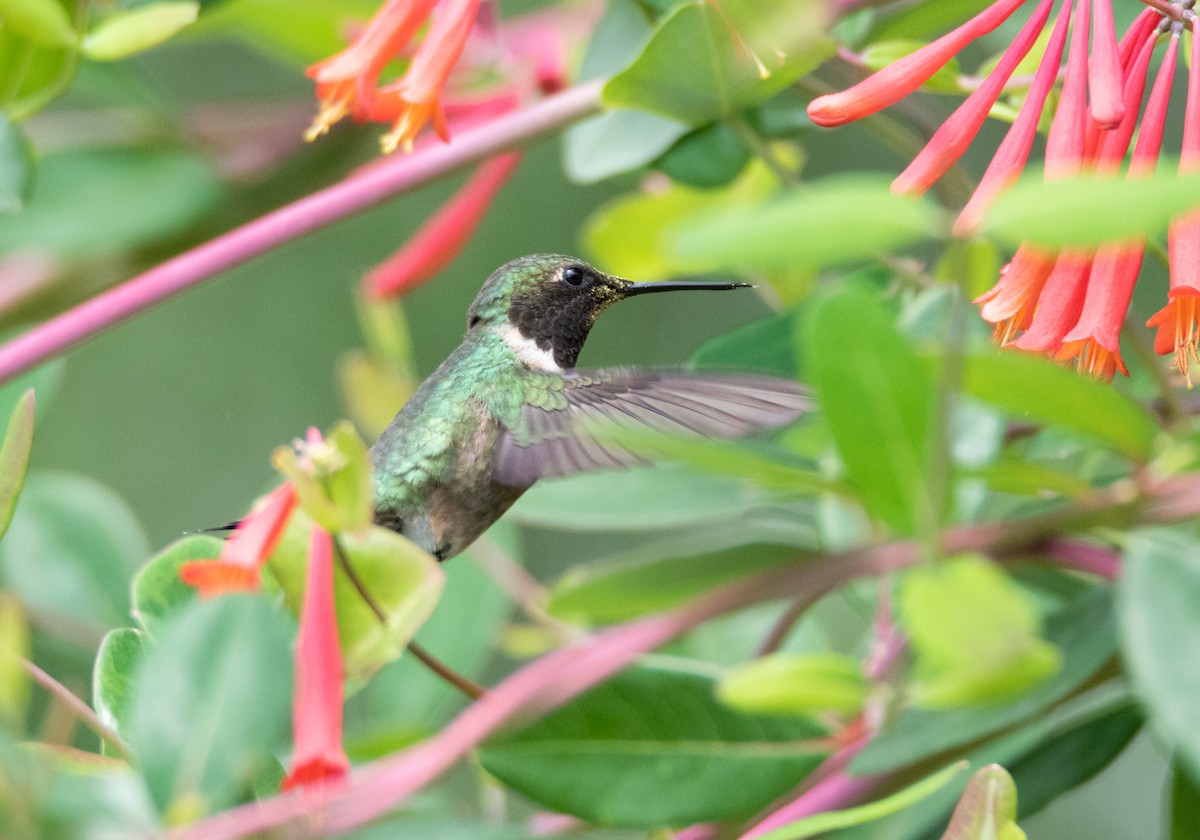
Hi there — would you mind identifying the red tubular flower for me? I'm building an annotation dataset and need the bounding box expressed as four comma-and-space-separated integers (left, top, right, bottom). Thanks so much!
806, 0, 1026, 127
953, 0, 1072, 237
1088, 0, 1124, 128
1149, 26, 1200, 385
304, 0, 439, 141
976, 245, 1057, 344
1057, 32, 1177, 379
281, 525, 350, 791
372, 0, 483, 153
892, 0, 1053, 197
365, 151, 522, 298
179, 483, 298, 596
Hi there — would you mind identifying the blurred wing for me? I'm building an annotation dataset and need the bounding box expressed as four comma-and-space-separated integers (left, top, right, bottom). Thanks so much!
494, 369, 809, 487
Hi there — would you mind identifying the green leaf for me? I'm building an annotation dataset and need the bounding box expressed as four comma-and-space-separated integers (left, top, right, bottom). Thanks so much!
82, 1, 199, 60
0, 472, 147, 640
0, 149, 220, 259
0, 593, 29, 726
692, 307, 803, 378
869, 0, 993, 41
0, 390, 35, 541
1007, 703, 1141, 819
0, 0, 75, 46
718, 652, 868, 716
940, 764, 1024, 840
92, 627, 147, 745
673, 175, 939, 272
604, 0, 831, 125
854, 585, 1115, 775
1120, 530, 1200, 780
510, 464, 776, 531
803, 286, 938, 535
564, 110, 690, 184
949, 348, 1158, 462
583, 157, 779, 280
349, 524, 512, 737
127, 596, 293, 816
547, 534, 808, 623
1169, 760, 1200, 840
268, 517, 443, 684
191, 0, 378, 63
325, 421, 374, 533
0, 29, 73, 118
984, 169, 1200, 248
901, 554, 1060, 707
656, 122, 750, 188
130, 534, 221, 636
755, 762, 967, 840
271, 422, 371, 533
479, 662, 829, 827
0, 116, 34, 215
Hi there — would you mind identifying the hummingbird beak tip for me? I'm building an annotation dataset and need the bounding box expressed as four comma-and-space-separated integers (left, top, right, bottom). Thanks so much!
623, 280, 757, 296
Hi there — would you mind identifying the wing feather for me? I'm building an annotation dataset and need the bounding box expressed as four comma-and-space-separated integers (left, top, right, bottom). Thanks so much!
493, 370, 808, 486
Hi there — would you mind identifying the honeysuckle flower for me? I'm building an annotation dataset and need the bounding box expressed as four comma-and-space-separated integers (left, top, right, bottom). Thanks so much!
281, 525, 351, 791
304, 0, 439, 141
178, 483, 298, 596
1148, 28, 1200, 383
372, 0, 482, 153
811, 0, 1200, 380
364, 151, 522, 298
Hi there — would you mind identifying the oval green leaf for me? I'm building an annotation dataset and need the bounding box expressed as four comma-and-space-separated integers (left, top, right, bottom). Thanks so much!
718, 651, 868, 716
82, 1, 199, 61
674, 175, 939, 272
479, 662, 829, 827
0, 390, 35, 541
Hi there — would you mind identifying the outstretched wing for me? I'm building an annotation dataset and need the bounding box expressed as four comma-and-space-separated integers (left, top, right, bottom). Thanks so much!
494, 369, 808, 487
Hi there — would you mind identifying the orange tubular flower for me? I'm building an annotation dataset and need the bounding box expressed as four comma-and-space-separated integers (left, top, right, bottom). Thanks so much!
372, 0, 483, 153
179, 483, 298, 596
282, 525, 350, 791
365, 151, 522, 298
1058, 33, 1179, 378
893, 0, 1054, 197
807, 0, 1026, 127
1149, 27, 1200, 385
304, 0, 439, 141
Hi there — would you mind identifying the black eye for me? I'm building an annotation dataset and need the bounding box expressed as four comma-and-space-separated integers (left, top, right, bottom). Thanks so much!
562, 266, 587, 286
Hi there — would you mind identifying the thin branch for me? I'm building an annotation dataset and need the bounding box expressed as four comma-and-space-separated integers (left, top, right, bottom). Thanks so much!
331, 537, 486, 700
20, 658, 133, 760
0, 81, 604, 385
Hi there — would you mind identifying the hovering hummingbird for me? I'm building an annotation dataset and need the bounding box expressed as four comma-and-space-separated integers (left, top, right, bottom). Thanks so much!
369, 254, 808, 561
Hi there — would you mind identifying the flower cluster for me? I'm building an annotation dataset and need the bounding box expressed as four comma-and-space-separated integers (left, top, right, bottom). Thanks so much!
305, 0, 579, 153
809, 0, 1199, 381
180, 431, 350, 791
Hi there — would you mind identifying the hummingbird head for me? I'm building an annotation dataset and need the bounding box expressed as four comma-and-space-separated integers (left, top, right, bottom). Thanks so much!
467, 254, 751, 371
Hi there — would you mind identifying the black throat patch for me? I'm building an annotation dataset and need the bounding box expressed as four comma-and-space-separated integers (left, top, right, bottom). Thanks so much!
508, 287, 608, 369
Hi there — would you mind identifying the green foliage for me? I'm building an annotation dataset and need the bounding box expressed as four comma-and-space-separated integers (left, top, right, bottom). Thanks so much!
984, 169, 1200, 248
127, 596, 293, 817
718, 651, 868, 716
0, 116, 34, 214
82, 1, 199, 60
804, 286, 939, 535
674, 175, 940, 272
479, 662, 829, 826
1120, 530, 1200, 781
0, 390, 35, 541
940, 764, 1025, 840
604, 0, 831, 125
901, 554, 1060, 708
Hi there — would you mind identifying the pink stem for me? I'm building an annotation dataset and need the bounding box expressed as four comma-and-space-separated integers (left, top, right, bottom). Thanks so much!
738, 739, 878, 840
0, 80, 604, 385
1042, 538, 1121, 580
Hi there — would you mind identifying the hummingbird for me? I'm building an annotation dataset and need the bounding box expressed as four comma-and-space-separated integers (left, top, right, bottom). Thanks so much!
369, 254, 808, 561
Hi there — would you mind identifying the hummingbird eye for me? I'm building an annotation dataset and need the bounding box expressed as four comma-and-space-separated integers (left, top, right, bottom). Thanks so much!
561, 266, 588, 287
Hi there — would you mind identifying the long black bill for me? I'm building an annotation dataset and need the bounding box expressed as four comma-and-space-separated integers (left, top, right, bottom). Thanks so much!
624, 280, 754, 296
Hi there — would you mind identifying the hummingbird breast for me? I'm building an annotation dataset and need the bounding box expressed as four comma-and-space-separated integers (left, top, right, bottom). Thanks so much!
368, 334, 537, 560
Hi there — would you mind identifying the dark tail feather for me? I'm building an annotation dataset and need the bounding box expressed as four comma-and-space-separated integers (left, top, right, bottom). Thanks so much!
186, 519, 241, 535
